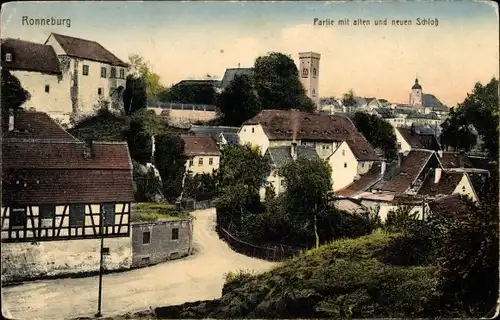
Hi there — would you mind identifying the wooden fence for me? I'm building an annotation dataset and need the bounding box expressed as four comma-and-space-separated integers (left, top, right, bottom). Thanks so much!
217, 225, 301, 262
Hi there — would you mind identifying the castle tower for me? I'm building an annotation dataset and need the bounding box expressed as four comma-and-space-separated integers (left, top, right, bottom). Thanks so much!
409, 78, 423, 107
299, 52, 321, 108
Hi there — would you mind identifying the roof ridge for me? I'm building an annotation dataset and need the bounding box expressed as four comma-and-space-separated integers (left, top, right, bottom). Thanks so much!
3, 139, 84, 144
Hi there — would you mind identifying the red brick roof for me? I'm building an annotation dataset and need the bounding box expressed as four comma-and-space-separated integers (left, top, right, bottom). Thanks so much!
2, 111, 78, 141
396, 127, 425, 149
418, 170, 465, 197
439, 152, 474, 169
181, 135, 220, 156
373, 150, 434, 193
244, 110, 379, 161
336, 163, 382, 197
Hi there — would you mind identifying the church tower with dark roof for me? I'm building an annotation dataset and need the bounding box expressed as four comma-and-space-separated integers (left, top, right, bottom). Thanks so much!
409, 78, 423, 107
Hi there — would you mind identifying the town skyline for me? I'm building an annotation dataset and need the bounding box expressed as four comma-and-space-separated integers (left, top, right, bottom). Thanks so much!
1, 1, 498, 107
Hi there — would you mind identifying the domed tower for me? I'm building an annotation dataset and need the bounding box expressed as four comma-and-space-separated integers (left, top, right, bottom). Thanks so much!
409, 78, 423, 107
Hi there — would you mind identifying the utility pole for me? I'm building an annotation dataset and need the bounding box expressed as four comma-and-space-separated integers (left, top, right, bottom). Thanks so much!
95, 210, 105, 318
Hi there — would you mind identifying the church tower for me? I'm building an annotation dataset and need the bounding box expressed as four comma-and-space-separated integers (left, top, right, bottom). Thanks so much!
299, 52, 321, 108
409, 78, 423, 107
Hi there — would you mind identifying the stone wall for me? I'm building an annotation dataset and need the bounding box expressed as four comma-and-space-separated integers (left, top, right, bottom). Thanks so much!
1, 237, 131, 282
131, 219, 193, 268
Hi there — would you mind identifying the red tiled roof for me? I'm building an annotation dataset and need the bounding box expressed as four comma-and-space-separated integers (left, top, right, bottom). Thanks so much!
396, 127, 425, 149
49, 33, 128, 67
2, 111, 78, 141
439, 152, 474, 169
181, 135, 220, 156
336, 163, 382, 197
373, 150, 434, 193
418, 170, 465, 197
2, 141, 132, 170
244, 110, 380, 161
1, 38, 61, 74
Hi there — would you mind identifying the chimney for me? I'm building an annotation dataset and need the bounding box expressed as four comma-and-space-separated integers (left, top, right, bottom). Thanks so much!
84, 139, 93, 159
381, 161, 387, 176
8, 109, 14, 132
434, 168, 442, 184
397, 153, 403, 167
291, 142, 298, 161
437, 150, 443, 158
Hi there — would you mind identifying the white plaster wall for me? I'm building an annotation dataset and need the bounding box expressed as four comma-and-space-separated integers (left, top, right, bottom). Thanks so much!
452, 175, 478, 202
394, 128, 412, 153
328, 141, 358, 191
238, 124, 269, 155
357, 161, 374, 175
12, 70, 72, 122
1, 237, 132, 282
185, 155, 220, 175
378, 204, 424, 222
315, 142, 335, 160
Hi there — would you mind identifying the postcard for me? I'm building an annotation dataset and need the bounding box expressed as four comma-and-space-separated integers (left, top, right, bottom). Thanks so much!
1, 1, 499, 320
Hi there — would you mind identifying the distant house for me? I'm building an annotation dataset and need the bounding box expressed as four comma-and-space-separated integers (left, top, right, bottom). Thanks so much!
1, 111, 134, 281
238, 109, 381, 192
181, 135, 221, 175
216, 67, 253, 93
189, 125, 240, 148
417, 168, 480, 203
261, 144, 320, 199
395, 126, 440, 154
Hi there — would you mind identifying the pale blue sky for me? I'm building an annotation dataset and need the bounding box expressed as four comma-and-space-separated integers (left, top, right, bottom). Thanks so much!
1, 1, 499, 106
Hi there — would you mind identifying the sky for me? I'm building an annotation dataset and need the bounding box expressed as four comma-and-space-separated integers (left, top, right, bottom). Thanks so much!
1, 0, 499, 107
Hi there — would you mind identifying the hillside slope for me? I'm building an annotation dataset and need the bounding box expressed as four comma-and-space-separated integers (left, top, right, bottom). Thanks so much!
155, 231, 441, 318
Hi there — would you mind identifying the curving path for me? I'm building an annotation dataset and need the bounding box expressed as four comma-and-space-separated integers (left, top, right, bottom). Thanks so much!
2, 208, 278, 320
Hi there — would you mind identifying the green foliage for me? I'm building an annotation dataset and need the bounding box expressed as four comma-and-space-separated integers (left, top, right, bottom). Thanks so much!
216, 74, 262, 126
128, 54, 166, 100
154, 134, 189, 201
1, 69, 30, 130
440, 78, 499, 158
127, 119, 153, 164
342, 89, 357, 107
184, 173, 218, 201
264, 184, 276, 202
123, 75, 148, 115
130, 202, 188, 222
352, 111, 398, 161
382, 206, 420, 234
162, 82, 217, 105
132, 161, 163, 202
68, 110, 128, 141
253, 52, 315, 112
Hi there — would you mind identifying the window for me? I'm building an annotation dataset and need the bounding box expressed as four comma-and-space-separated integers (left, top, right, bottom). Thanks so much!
5, 53, 12, 62
313, 68, 317, 77
397, 142, 402, 149
252, 127, 255, 133
302, 68, 309, 77
142, 231, 151, 244
198, 158, 204, 166
172, 228, 179, 240
82, 65, 89, 76
342, 149, 345, 156
98, 88, 103, 95
141, 257, 150, 264
39, 204, 55, 228
110, 67, 116, 78
102, 247, 110, 255
344, 163, 347, 168
45, 85, 50, 93
69, 204, 85, 227
209, 158, 213, 165
100, 67, 107, 78
101, 203, 115, 226
281, 180, 285, 187
462, 186, 466, 193
189, 159, 194, 167
119, 68, 125, 79
10, 206, 27, 229
361, 163, 365, 168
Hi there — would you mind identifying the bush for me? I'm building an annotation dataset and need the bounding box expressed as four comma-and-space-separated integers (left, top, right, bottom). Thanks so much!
383, 206, 420, 234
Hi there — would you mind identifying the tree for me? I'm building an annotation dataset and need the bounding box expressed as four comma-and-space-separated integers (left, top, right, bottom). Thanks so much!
253, 52, 315, 112
154, 134, 189, 201
123, 75, 148, 115
1, 69, 30, 128
217, 74, 262, 126
342, 90, 357, 107
163, 82, 217, 105
352, 111, 398, 161
440, 78, 498, 159
280, 157, 332, 248
128, 54, 165, 100
126, 119, 153, 164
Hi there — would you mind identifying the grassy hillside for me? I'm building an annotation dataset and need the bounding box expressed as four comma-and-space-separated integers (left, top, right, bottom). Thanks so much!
154, 231, 441, 319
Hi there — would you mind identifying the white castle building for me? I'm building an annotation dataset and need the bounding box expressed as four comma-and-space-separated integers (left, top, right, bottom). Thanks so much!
1, 33, 128, 125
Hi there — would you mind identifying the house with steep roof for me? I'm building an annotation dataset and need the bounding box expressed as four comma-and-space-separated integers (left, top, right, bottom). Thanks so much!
395, 126, 441, 154
239, 109, 381, 193
189, 125, 240, 148
260, 144, 321, 199
1, 38, 71, 123
1, 111, 134, 279
417, 168, 480, 203
181, 135, 221, 175
44, 33, 129, 121
216, 67, 253, 93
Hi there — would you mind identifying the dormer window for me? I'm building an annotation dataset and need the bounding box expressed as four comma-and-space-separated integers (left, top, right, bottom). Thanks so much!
5, 53, 12, 62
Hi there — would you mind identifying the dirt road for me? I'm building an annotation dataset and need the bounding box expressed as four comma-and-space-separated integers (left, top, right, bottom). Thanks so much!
2, 208, 278, 320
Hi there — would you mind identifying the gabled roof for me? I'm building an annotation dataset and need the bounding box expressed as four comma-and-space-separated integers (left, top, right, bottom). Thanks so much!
2, 111, 78, 141
1, 38, 61, 74
372, 150, 436, 193
428, 195, 469, 217
189, 125, 239, 140
219, 68, 253, 90
181, 135, 220, 156
219, 132, 240, 145
396, 127, 426, 149
266, 145, 320, 169
175, 79, 221, 87
439, 152, 474, 169
418, 170, 465, 197
422, 93, 448, 111
48, 33, 128, 67
335, 163, 382, 197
